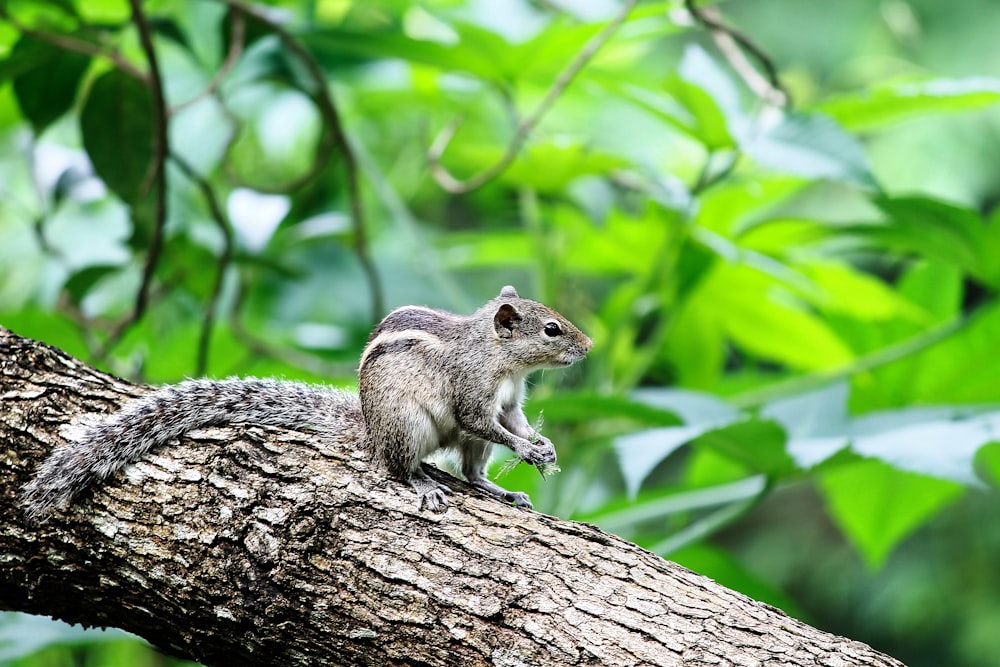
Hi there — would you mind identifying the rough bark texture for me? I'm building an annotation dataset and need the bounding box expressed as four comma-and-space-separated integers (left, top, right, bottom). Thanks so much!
0, 326, 906, 667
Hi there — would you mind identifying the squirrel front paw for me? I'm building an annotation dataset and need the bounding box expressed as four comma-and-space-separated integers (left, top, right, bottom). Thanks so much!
516, 437, 557, 466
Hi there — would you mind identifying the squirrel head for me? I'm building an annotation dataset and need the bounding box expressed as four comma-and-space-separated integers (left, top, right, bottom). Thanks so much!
488, 285, 592, 370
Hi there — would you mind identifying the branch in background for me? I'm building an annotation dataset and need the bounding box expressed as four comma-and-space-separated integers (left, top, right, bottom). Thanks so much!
170, 8, 246, 115
427, 0, 638, 195
223, 0, 384, 323
95, 0, 171, 361
170, 155, 235, 376
683, 0, 790, 108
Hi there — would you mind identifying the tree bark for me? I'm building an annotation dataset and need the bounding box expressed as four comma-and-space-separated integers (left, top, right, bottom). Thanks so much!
0, 326, 905, 667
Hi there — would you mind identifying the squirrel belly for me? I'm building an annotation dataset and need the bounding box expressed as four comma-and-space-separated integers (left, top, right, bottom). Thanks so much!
21, 286, 591, 521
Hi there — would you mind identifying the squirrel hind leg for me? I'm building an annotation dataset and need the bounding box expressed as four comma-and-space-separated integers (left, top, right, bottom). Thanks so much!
408, 465, 452, 512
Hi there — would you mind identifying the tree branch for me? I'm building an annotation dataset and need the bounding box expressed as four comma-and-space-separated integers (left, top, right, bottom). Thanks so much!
1, 326, 908, 667
427, 0, 638, 195
95, 0, 171, 360
684, 0, 790, 107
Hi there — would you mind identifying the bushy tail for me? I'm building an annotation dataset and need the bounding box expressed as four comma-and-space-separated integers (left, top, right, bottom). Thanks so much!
21, 378, 357, 522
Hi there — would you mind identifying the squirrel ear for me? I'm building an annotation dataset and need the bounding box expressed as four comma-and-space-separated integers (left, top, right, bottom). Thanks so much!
499, 285, 518, 299
494, 303, 521, 338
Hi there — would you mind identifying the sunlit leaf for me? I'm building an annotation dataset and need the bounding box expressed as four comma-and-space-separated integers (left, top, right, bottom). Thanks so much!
660, 75, 735, 149
500, 142, 628, 193
696, 263, 855, 371
897, 261, 962, 324
818, 77, 1000, 132
615, 425, 710, 498
801, 261, 927, 323
855, 301, 1000, 408
302, 28, 508, 81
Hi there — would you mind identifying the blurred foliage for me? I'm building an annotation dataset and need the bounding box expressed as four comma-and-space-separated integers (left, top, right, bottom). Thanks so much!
1, 0, 1000, 665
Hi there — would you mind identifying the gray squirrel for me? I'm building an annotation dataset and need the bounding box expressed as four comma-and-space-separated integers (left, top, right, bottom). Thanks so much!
21, 286, 591, 521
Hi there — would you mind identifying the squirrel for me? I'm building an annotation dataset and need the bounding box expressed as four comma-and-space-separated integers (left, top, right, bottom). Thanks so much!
21, 286, 591, 521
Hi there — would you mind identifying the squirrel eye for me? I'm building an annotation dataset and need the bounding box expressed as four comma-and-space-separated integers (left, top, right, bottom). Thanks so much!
543, 321, 562, 337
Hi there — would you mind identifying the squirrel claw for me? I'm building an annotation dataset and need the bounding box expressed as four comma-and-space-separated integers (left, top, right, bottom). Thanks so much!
419, 488, 450, 512
507, 492, 533, 509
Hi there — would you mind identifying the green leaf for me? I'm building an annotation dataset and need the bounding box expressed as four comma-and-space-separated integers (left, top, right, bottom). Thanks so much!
742, 112, 877, 189
818, 77, 1000, 132
0, 309, 90, 360
691, 418, 796, 479
616, 424, 718, 497
63, 265, 120, 305
860, 196, 993, 285
302, 28, 507, 81
659, 77, 734, 149
80, 70, 155, 206
697, 263, 855, 371
500, 141, 628, 192
7, 35, 90, 134
818, 459, 964, 569
897, 261, 962, 324
801, 260, 926, 323
973, 441, 1000, 490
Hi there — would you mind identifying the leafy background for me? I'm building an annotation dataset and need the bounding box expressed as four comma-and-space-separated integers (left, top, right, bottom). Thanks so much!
2, 0, 1000, 665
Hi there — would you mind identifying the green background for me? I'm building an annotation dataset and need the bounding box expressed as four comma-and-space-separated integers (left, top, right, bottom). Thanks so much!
2, 0, 1000, 665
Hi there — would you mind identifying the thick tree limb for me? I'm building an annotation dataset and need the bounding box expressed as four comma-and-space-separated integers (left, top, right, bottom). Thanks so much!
0, 326, 906, 667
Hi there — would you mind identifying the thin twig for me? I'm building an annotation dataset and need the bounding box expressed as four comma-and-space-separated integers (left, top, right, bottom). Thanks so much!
0, 10, 147, 82
170, 8, 246, 115
223, 0, 384, 323
97, 0, 171, 360
171, 154, 235, 376
684, 0, 790, 107
129, 0, 170, 320
427, 0, 638, 195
